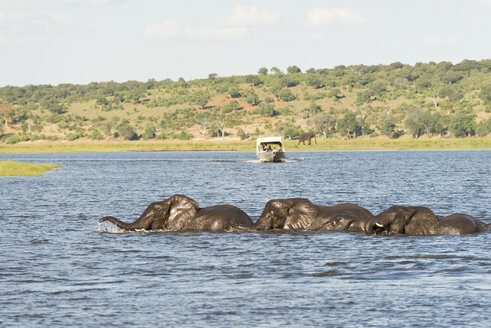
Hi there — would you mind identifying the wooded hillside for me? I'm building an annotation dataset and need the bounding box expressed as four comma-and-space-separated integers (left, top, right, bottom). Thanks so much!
1, 59, 490, 144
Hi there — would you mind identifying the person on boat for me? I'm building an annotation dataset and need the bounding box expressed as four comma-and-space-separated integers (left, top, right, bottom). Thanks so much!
267, 145, 272, 152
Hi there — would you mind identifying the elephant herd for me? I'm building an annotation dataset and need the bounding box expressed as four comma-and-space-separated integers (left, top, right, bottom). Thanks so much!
99, 194, 490, 236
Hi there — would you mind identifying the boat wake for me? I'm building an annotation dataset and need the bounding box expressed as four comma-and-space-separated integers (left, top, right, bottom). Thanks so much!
208, 158, 304, 164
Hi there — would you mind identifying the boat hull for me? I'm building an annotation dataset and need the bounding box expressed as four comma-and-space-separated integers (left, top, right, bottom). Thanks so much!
257, 152, 286, 162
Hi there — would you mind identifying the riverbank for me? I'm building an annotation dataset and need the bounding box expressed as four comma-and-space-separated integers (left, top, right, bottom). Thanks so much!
0, 160, 60, 176
0, 137, 490, 154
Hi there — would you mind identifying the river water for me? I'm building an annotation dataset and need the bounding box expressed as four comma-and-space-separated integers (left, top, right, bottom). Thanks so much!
0, 150, 490, 327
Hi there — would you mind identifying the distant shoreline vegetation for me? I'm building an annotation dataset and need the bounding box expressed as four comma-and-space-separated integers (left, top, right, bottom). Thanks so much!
0, 60, 490, 146
0, 160, 59, 176
0, 137, 489, 154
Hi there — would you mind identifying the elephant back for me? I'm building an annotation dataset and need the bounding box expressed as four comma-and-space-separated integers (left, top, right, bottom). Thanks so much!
187, 205, 253, 231
309, 203, 374, 231
438, 213, 487, 234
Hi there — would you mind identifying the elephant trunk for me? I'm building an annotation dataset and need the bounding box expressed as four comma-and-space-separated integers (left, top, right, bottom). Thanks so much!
365, 220, 387, 235
99, 216, 141, 231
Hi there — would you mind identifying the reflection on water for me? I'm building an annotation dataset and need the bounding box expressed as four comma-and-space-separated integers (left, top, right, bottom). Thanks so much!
0, 150, 489, 327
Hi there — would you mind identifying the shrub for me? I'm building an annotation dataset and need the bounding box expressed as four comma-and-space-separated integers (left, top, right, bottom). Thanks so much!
277, 89, 296, 102
229, 88, 241, 98
88, 129, 103, 140
155, 132, 167, 139
236, 127, 249, 140
258, 103, 279, 117
142, 126, 156, 139
287, 65, 301, 74
245, 91, 260, 106
6, 136, 20, 144
222, 100, 240, 114
67, 133, 81, 141
116, 123, 139, 140
476, 118, 491, 137
170, 131, 193, 140
281, 125, 302, 139
449, 114, 475, 137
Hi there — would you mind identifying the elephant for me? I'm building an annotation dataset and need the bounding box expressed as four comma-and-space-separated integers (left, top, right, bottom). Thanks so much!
366, 205, 490, 236
99, 194, 253, 232
298, 132, 317, 145
254, 198, 375, 233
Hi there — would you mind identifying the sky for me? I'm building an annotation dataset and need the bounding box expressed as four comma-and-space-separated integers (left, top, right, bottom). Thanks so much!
0, 0, 490, 87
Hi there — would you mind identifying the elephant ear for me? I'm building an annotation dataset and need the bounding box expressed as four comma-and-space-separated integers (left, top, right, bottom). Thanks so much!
404, 207, 439, 235
165, 195, 199, 230
283, 198, 319, 230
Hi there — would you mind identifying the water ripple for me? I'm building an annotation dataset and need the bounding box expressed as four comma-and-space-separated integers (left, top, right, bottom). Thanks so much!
0, 150, 489, 327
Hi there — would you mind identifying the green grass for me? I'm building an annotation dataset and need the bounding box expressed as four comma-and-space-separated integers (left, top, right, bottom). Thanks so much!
0, 160, 60, 176
0, 137, 489, 154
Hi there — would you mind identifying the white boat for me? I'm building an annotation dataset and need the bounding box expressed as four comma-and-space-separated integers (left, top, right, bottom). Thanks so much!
256, 137, 286, 162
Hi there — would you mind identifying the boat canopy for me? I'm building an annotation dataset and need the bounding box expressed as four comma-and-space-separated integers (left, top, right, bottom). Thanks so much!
256, 136, 285, 153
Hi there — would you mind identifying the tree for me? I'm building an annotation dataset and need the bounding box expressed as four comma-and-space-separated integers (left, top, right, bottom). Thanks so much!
476, 118, 491, 137
312, 114, 336, 138
306, 75, 325, 89
478, 84, 491, 104
102, 121, 112, 136
370, 80, 387, 97
116, 122, 138, 140
96, 97, 109, 106
441, 71, 463, 84
244, 91, 260, 106
0, 103, 15, 128
404, 110, 425, 137
258, 67, 268, 75
236, 127, 249, 139
280, 76, 300, 88
277, 89, 296, 101
287, 65, 301, 74
449, 114, 475, 137
213, 118, 227, 137
302, 102, 322, 118
142, 125, 157, 139
229, 88, 241, 98
328, 88, 344, 100
277, 123, 301, 139
222, 100, 240, 113
208, 73, 218, 80
270, 66, 282, 74
197, 118, 210, 136
245, 75, 262, 86
192, 91, 211, 109
379, 114, 403, 138
88, 128, 103, 140
338, 112, 362, 138
258, 103, 279, 117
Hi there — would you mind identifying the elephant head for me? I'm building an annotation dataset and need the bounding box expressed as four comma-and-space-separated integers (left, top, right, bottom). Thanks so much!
366, 205, 440, 235
99, 194, 198, 231
254, 198, 319, 231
